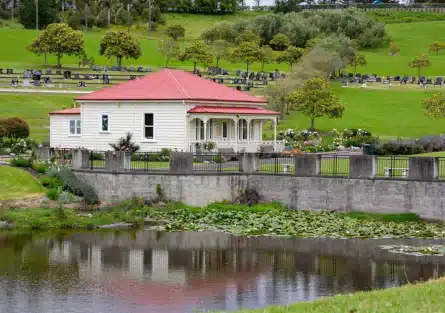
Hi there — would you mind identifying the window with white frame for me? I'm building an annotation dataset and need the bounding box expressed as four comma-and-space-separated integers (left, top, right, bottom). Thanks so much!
250, 121, 255, 140
101, 114, 109, 132
238, 119, 248, 140
69, 119, 81, 135
195, 119, 204, 140
144, 113, 154, 139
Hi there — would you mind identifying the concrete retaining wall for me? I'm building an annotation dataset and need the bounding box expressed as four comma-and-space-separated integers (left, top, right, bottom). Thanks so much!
74, 170, 445, 220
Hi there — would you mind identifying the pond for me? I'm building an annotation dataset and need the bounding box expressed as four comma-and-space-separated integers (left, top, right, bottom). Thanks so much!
0, 230, 444, 313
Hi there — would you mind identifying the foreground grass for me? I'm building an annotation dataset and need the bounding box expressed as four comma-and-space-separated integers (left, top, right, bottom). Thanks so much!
0, 166, 43, 200
1, 203, 444, 237
231, 278, 445, 313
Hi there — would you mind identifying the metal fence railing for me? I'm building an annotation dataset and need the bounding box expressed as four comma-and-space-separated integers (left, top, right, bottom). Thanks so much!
193, 153, 241, 172
320, 155, 350, 177
438, 158, 445, 180
257, 154, 295, 174
130, 152, 170, 171
376, 156, 409, 178
50, 148, 72, 165
89, 151, 106, 170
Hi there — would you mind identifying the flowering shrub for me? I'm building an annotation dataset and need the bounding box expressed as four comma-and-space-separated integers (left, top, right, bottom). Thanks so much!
0, 137, 35, 155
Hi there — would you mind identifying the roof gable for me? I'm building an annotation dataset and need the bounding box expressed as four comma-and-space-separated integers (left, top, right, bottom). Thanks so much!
76, 69, 267, 104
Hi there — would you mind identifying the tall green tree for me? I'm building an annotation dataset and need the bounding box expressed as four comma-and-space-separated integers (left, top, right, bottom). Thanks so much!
269, 33, 290, 51
99, 30, 141, 68
259, 45, 275, 72
350, 53, 367, 76
230, 41, 261, 75
423, 93, 445, 119
180, 40, 213, 72
287, 77, 345, 130
158, 37, 179, 68
236, 29, 260, 45
19, 0, 57, 29
212, 39, 230, 68
276, 46, 303, 71
408, 54, 431, 78
27, 23, 85, 67
429, 41, 445, 56
166, 24, 185, 41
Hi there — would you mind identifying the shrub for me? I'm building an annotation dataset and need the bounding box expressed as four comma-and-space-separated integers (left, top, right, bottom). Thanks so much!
166, 24, 185, 41
212, 155, 226, 163
10, 157, 32, 167
57, 167, 99, 205
40, 177, 53, 187
46, 188, 60, 200
58, 191, 82, 204
0, 117, 30, 138
32, 162, 49, 174
45, 165, 61, 178
110, 132, 140, 152
343, 135, 379, 148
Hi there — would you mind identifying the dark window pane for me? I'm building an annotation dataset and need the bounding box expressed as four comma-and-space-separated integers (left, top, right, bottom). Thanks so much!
145, 113, 153, 126
145, 126, 153, 139
102, 115, 109, 131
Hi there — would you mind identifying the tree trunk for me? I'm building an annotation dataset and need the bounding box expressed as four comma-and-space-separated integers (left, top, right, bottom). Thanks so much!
216, 58, 219, 68
44, 53, 47, 65
310, 118, 315, 130
148, 0, 152, 39
107, 7, 111, 31
11, 0, 14, 21
418, 67, 420, 79
289, 63, 292, 71
35, 0, 39, 30
193, 62, 197, 73
127, 3, 131, 32
246, 63, 249, 76
117, 57, 122, 68
84, 2, 88, 32
165, 57, 169, 68
57, 53, 61, 67
354, 64, 357, 77
261, 61, 265, 72
61, 0, 64, 21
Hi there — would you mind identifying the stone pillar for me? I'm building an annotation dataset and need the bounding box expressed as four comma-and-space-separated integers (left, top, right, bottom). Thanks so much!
169, 152, 193, 173
408, 157, 438, 180
294, 154, 321, 176
72, 149, 90, 170
36, 147, 50, 161
105, 151, 131, 171
349, 155, 376, 179
240, 153, 259, 173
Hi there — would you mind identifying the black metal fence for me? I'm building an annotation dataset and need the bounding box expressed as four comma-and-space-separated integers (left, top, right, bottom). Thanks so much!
320, 155, 350, 177
89, 151, 106, 170
257, 154, 295, 174
130, 152, 170, 171
375, 156, 409, 178
193, 153, 242, 172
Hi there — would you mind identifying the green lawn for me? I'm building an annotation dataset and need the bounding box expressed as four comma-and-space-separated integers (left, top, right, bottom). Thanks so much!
232, 278, 445, 313
0, 166, 44, 200
276, 85, 442, 139
0, 93, 74, 141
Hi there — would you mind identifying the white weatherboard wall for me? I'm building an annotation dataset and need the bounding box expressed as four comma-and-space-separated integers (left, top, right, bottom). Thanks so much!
50, 114, 82, 149
80, 101, 187, 151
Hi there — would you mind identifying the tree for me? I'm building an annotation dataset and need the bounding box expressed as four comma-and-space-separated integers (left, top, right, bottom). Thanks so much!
181, 40, 213, 72
423, 93, 445, 119
408, 54, 431, 78
287, 77, 345, 130
97, 0, 112, 30
389, 41, 400, 56
230, 41, 262, 75
19, 0, 57, 29
259, 45, 275, 72
166, 24, 185, 41
158, 37, 179, 68
269, 33, 290, 51
429, 41, 445, 56
212, 39, 230, 68
236, 29, 260, 45
350, 53, 367, 76
27, 23, 85, 67
99, 30, 141, 68
276, 46, 303, 71
110, 132, 140, 152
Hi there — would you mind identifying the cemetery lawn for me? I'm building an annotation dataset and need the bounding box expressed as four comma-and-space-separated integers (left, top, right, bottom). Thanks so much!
231, 278, 445, 313
0, 93, 74, 141
0, 166, 44, 200
275, 85, 442, 139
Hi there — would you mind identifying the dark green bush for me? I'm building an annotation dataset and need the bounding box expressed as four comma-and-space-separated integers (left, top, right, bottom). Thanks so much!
10, 157, 32, 167
46, 188, 59, 200
0, 117, 30, 138
57, 168, 99, 205
343, 135, 379, 148
40, 177, 53, 187
32, 162, 49, 174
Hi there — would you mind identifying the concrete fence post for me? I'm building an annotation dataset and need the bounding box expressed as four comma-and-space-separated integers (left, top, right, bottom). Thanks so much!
408, 157, 438, 180
169, 152, 193, 173
72, 149, 90, 170
349, 155, 376, 179
36, 147, 50, 161
240, 153, 259, 173
105, 151, 129, 171
294, 154, 321, 176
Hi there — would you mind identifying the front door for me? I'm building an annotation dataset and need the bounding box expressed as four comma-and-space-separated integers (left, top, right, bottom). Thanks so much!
213, 120, 230, 141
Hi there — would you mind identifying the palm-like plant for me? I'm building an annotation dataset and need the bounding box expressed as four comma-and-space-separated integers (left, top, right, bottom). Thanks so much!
97, 0, 112, 30
109, 132, 140, 152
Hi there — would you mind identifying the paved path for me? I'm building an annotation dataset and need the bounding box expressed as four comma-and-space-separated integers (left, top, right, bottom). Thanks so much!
0, 88, 93, 95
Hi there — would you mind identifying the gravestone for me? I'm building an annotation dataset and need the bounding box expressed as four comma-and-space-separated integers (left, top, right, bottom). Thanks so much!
22, 79, 30, 87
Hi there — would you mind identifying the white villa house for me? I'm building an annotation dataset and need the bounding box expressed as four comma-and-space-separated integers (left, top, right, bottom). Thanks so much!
49, 69, 283, 152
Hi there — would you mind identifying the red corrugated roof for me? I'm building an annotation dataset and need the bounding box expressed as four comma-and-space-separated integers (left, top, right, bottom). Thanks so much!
188, 106, 279, 115
49, 107, 81, 115
76, 69, 267, 104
